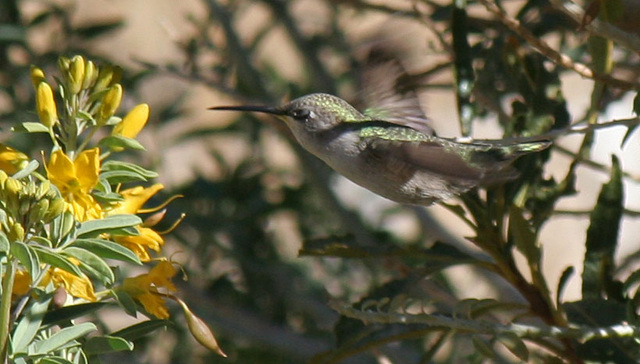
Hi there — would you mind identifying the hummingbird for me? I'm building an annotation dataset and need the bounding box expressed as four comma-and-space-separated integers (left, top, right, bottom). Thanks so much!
210, 52, 550, 205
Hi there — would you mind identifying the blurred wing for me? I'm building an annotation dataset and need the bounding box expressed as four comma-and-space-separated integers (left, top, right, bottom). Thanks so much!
364, 137, 520, 183
359, 51, 434, 135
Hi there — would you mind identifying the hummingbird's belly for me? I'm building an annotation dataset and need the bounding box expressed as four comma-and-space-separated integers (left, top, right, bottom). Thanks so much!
318, 145, 463, 206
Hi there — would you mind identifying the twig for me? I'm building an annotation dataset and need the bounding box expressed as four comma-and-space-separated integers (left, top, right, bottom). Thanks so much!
477, 0, 640, 90
550, 0, 640, 54
331, 300, 640, 342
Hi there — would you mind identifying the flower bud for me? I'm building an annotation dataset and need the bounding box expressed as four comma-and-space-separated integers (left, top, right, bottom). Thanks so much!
57, 56, 70, 74
36, 82, 58, 128
68, 55, 86, 94
177, 298, 227, 357
9, 221, 25, 242
30, 66, 46, 89
95, 65, 115, 92
113, 103, 149, 138
97, 84, 122, 125
36, 180, 52, 200
45, 197, 66, 222
83, 60, 98, 89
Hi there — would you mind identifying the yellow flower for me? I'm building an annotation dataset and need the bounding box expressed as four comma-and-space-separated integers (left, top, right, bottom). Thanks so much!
113, 103, 150, 139
47, 148, 102, 221
41, 266, 97, 302
108, 184, 165, 262
0, 144, 28, 174
122, 260, 177, 319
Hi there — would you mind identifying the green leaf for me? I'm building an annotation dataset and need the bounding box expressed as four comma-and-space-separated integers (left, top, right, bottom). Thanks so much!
556, 266, 575, 306
508, 206, 540, 264
110, 320, 171, 341
63, 247, 115, 285
31, 246, 83, 277
471, 335, 496, 359
43, 302, 109, 326
12, 122, 50, 133
32, 322, 97, 355
98, 135, 145, 151
38, 357, 74, 364
70, 238, 141, 265
11, 295, 52, 353
99, 170, 147, 184
102, 160, 158, 179
84, 335, 134, 355
496, 332, 529, 361
112, 290, 138, 317
582, 156, 623, 299
0, 231, 9, 254
11, 241, 40, 278
11, 160, 39, 179
77, 214, 141, 238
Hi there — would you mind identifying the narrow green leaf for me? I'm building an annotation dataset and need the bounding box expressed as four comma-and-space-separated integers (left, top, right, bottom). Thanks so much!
77, 214, 141, 238
12, 296, 52, 353
63, 247, 115, 285
102, 160, 158, 179
12, 122, 50, 133
508, 206, 540, 264
452, 0, 475, 136
471, 336, 496, 359
112, 290, 139, 317
497, 332, 529, 361
38, 357, 74, 364
11, 241, 40, 278
11, 160, 39, 179
99, 170, 147, 184
556, 266, 575, 306
84, 336, 134, 355
70, 238, 141, 265
0, 232, 9, 253
43, 302, 109, 326
110, 320, 170, 341
32, 322, 97, 355
31, 246, 83, 277
98, 135, 145, 151
582, 156, 623, 299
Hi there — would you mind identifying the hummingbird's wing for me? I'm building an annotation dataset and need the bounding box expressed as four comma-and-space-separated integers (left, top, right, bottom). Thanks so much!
363, 135, 548, 184
358, 50, 435, 135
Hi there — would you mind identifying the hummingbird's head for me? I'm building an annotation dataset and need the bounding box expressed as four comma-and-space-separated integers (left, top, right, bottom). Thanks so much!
210, 93, 365, 133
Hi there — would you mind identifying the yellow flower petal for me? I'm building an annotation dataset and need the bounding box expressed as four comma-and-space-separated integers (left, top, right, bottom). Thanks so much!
109, 183, 164, 215
12, 270, 31, 297
114, 227, 163, 262
113, 104, 150, 139
74, 148, 100, 193
45, 268, 97, 302
0, 144, 28, 174
47, 149, 102, 222
148, 261, 177, 292
122, 260, 178, 319
47, 150, 76, 188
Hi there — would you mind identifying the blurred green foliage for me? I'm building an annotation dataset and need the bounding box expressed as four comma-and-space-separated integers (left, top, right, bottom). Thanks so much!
3, 0, 640, 362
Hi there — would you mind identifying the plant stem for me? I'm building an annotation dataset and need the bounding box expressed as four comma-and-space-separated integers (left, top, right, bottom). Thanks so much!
0, 259, 16, 362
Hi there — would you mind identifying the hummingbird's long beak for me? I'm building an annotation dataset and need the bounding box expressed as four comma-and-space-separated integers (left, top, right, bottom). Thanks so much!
208, 105, 285, 116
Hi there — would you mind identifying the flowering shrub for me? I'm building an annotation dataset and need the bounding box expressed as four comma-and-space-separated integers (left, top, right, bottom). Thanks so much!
0, 56, 225, 362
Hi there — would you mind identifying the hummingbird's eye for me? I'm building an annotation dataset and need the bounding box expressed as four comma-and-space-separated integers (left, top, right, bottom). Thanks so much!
290, 108, 310, 121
